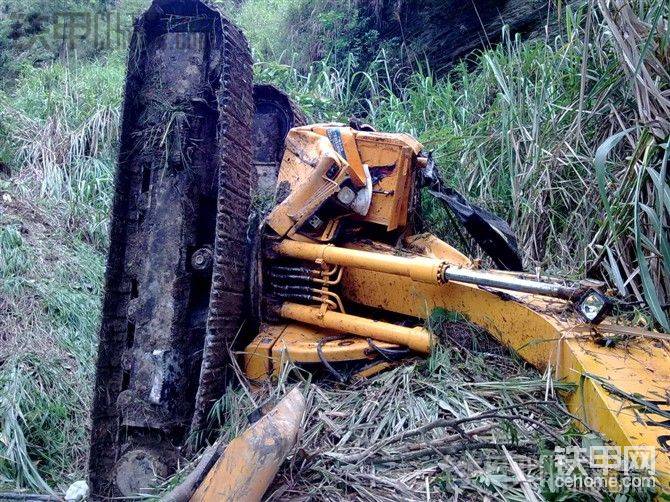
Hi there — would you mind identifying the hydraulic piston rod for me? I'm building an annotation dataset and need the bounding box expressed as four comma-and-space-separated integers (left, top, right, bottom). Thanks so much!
274, 240, 580, 300
274, 240, 443, 284
440, 268, 578, 300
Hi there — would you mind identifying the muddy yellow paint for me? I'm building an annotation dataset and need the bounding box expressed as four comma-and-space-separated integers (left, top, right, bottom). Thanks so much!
280, 302, 433, 353
191, 388, 305, 502
266, 125, 426, 238
242, 323, 400, 379
242, 324, 285, 381
274, 237, 670, 491
274, 239, 444, 284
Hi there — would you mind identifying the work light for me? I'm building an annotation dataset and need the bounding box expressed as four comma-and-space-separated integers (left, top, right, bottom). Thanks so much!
577, 289, 613, 324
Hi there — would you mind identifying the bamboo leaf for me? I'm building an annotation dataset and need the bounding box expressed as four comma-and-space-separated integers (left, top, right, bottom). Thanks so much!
646, 166, 670, 215
606, 246, 627, 295
634, 167, 670, 331
644, 146, 670, 280
594, 128, 636, 234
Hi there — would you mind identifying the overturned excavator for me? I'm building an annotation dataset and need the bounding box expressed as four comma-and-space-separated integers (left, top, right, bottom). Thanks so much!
89, 0, 670, 499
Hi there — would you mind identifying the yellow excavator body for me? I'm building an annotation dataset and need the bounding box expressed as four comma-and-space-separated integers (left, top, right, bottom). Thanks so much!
240, 123, 670, 493
265, 124, 423, 239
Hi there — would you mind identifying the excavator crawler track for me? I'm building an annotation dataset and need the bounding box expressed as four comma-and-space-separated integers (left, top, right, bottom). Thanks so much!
252, 84, 306, 199
88, 1, 253, 497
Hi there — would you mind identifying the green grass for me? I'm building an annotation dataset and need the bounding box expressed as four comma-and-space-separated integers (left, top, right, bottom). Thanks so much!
0, 53, 125, 250
0, 34, 124, 494
0, 203, 105, 492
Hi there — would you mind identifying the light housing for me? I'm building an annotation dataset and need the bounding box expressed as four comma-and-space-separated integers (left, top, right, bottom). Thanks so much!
576, 289, 613, 324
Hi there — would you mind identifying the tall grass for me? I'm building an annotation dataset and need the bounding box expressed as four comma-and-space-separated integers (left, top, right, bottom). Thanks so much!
0, 218, 105, 491
0, 53, 122, 492
0, 53, 125, 248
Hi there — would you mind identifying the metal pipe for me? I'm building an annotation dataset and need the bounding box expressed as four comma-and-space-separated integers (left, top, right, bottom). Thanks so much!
280, 302, 433, 353
441, 267, 579, 300
270, 267, 343, 286
312, 289, 346, 313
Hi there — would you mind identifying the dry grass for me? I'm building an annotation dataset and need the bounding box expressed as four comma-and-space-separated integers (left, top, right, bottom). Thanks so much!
597, 0, 670, 139
6, 105, 119, 199
0, 56, 124, 250
175, 314, 601, 501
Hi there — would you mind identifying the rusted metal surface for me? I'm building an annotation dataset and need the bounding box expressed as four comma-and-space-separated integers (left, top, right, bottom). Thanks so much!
89, 0, 253, 497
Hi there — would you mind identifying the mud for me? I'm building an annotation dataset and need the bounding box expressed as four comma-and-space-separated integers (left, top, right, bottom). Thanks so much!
88, 0, 253, 498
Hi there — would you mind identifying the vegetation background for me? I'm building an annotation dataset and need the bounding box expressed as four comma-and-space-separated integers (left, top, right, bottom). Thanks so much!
0, 0, 668, 496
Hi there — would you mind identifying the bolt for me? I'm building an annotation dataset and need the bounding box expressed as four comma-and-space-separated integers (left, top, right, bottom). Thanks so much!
191, 246, 213, 271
